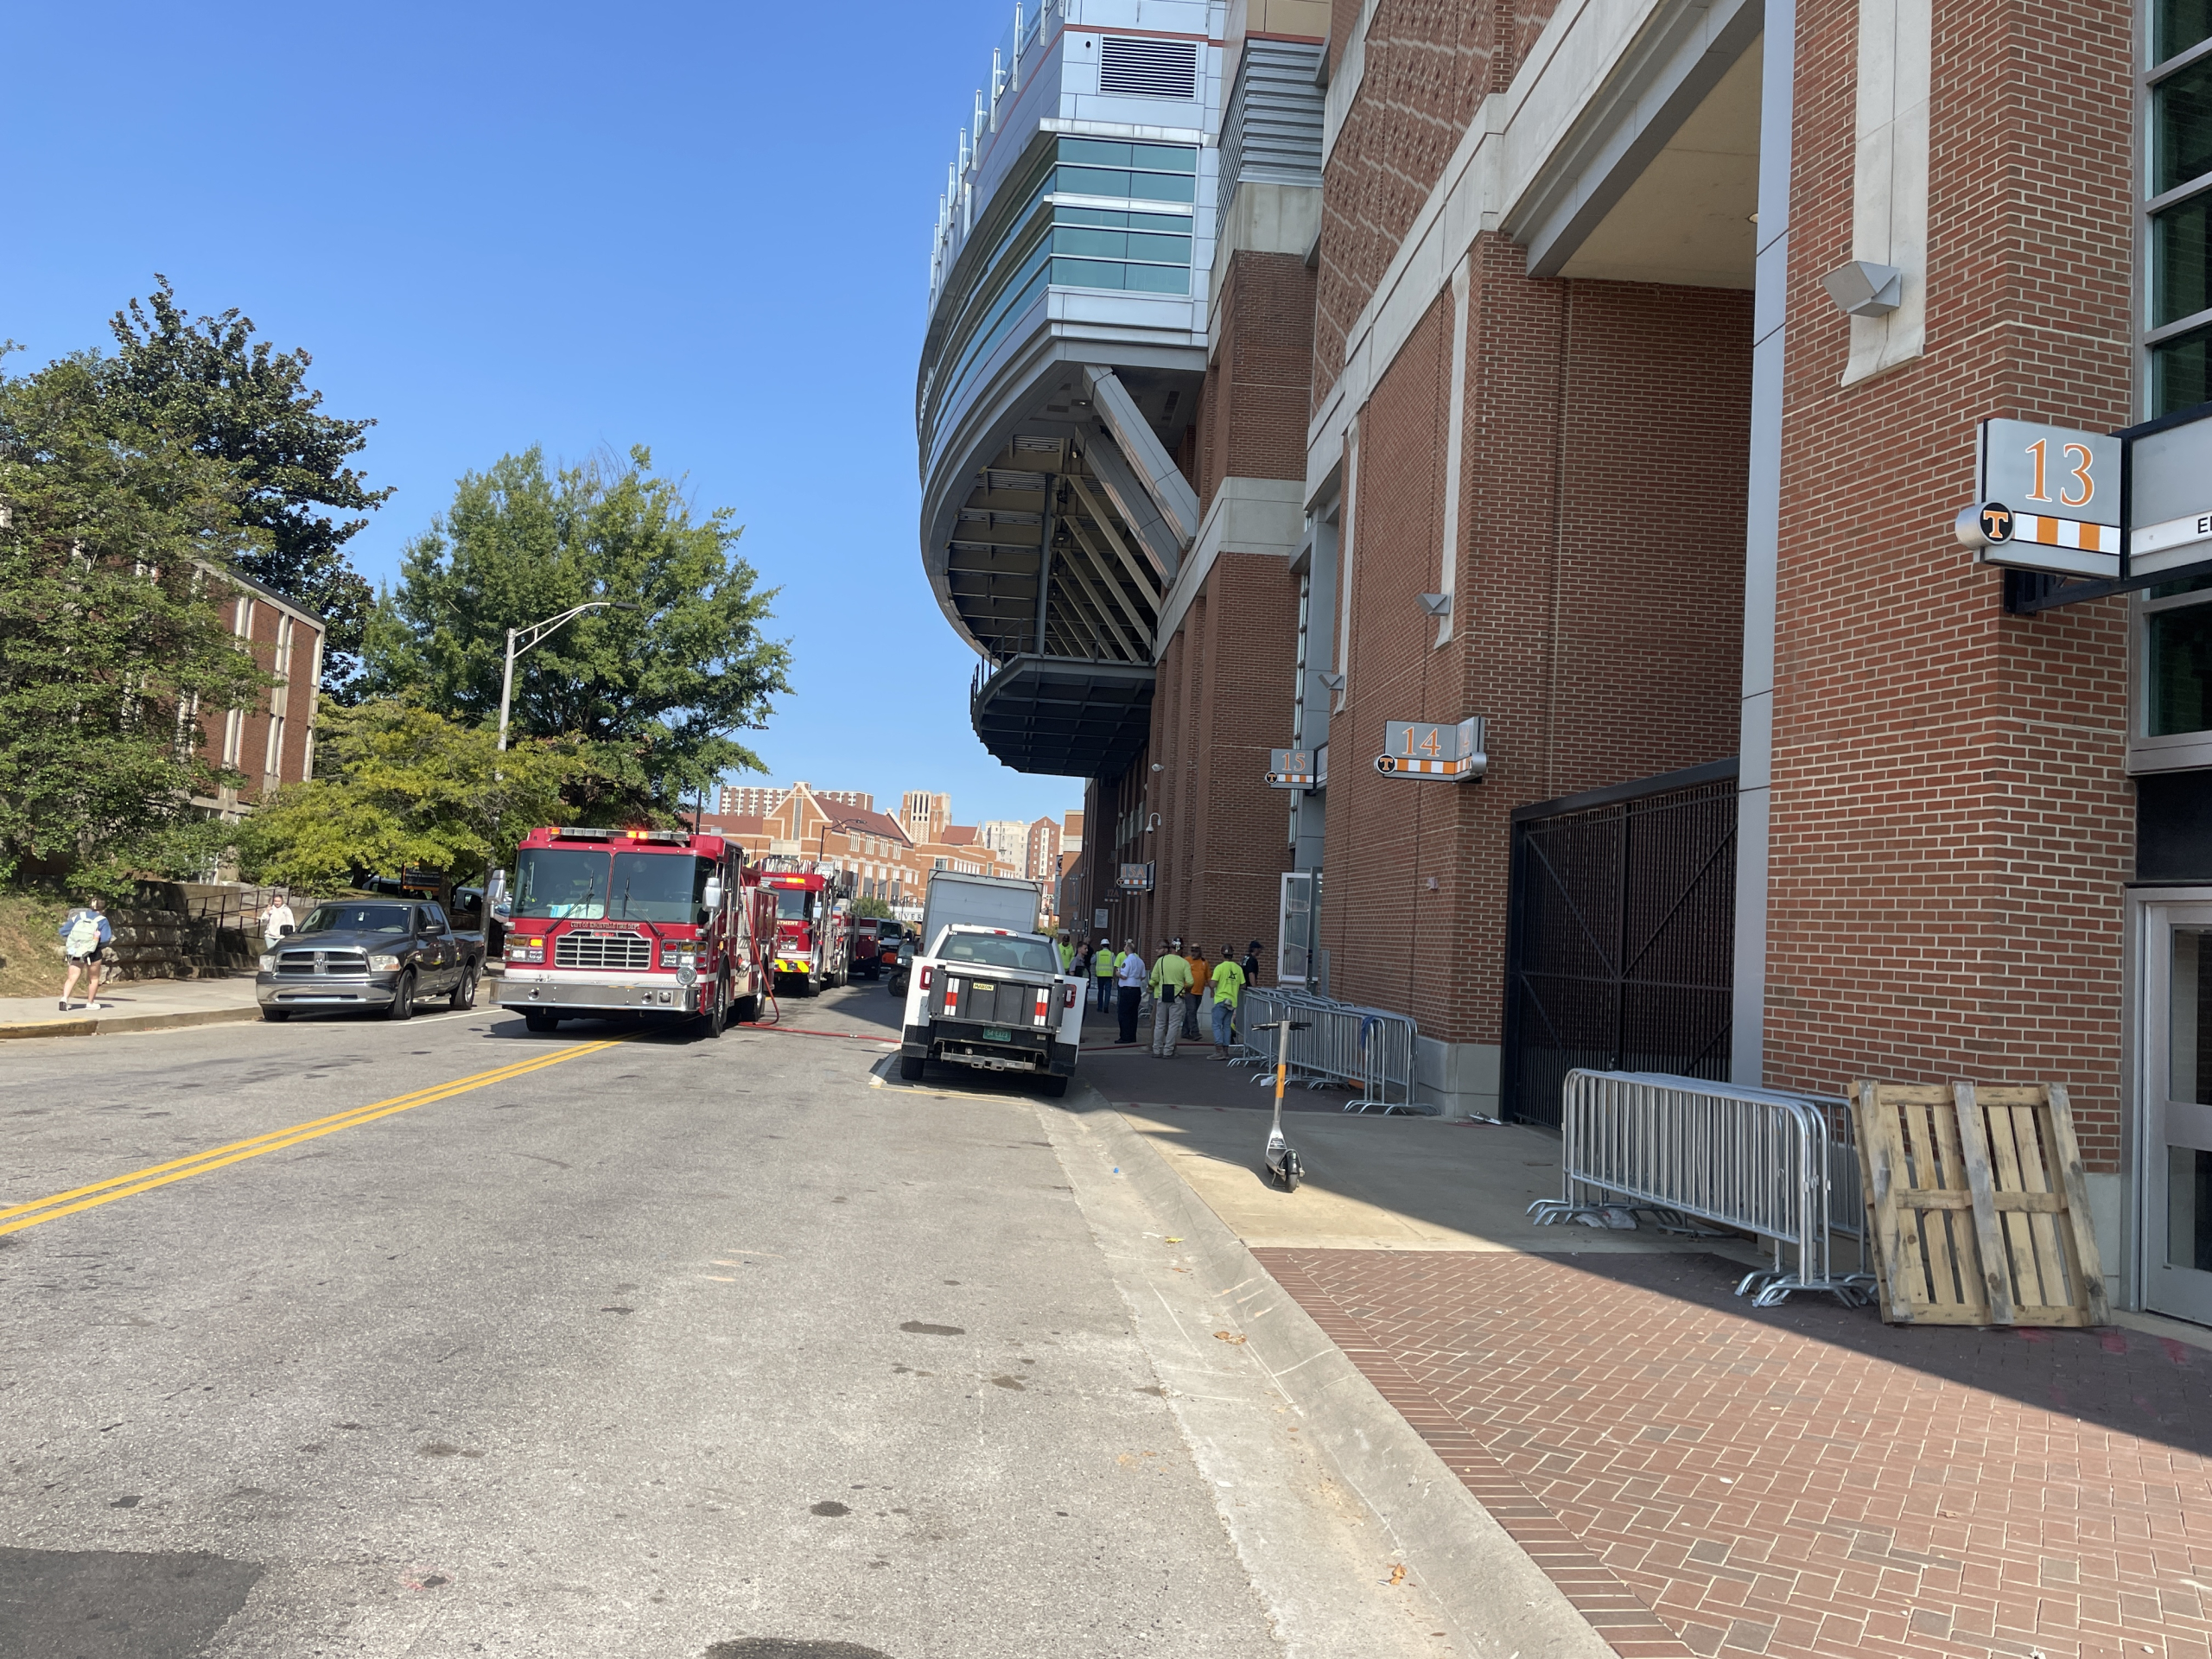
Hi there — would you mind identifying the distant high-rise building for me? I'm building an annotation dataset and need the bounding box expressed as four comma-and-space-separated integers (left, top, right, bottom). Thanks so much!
721, 783, 872, 817
720, 784, 788, 817
977, 820, 1030, 870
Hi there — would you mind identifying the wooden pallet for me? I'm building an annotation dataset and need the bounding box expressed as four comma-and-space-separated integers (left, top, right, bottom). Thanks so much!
1851, 1081, 2109, 1327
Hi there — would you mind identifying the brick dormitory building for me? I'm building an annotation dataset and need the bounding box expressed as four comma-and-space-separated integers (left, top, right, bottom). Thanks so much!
913, 0, 2212, 1323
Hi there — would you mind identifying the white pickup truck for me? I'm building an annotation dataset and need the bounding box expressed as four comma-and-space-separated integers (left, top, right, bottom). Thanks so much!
897, 871, 1082, 1096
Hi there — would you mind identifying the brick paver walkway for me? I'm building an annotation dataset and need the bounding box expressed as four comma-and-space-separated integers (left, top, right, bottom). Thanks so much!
1256, 1248, 2212, 1659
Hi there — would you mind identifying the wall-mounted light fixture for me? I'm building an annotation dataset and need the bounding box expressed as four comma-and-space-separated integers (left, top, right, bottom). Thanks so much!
1316, 671, 1345, 693
1821, 260, 1902, 318
1418, 593, 1451, 617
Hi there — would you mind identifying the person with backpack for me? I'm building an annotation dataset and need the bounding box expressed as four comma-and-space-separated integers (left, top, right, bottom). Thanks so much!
58, 895, 113, 1012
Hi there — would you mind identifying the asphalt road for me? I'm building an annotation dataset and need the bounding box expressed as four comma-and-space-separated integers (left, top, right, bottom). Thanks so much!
0, 982, 1302, 1659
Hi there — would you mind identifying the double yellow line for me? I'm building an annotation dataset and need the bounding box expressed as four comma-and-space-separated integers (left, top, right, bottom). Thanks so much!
0, 1038, 622, 1237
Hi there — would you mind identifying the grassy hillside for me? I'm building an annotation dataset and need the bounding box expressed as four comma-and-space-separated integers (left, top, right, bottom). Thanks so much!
0, 890, 70, 998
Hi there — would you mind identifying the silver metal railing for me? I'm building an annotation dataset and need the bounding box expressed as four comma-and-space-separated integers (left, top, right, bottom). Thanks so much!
1529, 1070, 1873, 1307
1230, 986, 1429, 1115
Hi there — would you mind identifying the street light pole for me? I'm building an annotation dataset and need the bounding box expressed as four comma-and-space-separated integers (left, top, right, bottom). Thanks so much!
496, 601, 638, 751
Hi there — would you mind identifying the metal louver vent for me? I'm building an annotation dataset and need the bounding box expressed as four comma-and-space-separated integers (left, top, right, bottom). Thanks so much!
1098, 35, 1199, 100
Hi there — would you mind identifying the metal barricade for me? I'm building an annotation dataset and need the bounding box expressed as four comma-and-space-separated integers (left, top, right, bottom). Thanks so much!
1227, 987, 1428, 1113
1528, 1070, 1873, 1306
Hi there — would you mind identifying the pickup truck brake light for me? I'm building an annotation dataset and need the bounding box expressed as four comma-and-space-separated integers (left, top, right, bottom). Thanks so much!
918, 964, 933, 991
1061, 982, 1077, 1008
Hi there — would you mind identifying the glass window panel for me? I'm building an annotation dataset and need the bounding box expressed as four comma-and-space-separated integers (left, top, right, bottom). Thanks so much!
1053, 226, 1129, 257
2158, 197, 2212, 326
1126, 232, 1193, 264
1130, 143, 1199, 172
2172, 1147, 2212, 1270
1128, 171, 1198, 203
2156, 573, 2212, 599
2163, 0, 2212, 63
1128, 211, 1194, 232
1053, 207, 1130, 227
1051, 257, 1128, 289
2154, 324, 2212, 416
1122, 263, 1191, 295
2148, 601, 2212, 734
1058, 138, 1134, 167
1058, 165, 1135, 197
2159, 56, 2212, 194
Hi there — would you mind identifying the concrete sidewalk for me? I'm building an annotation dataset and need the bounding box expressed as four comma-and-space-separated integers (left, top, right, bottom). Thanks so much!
0, 974, 262, 1039
1118, 1102, 2212, 1659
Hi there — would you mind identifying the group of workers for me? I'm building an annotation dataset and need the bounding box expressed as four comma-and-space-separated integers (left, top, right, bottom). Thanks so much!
1058, 933, 1262, 1059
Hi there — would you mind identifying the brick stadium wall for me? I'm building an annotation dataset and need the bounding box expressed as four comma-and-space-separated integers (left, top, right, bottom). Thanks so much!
1201, 251, 1320, 514
1146, 555, 1300, 959
1315, 0, 1544, 391
1319, 253, 1751, 1041
1761, 0, 2135, 1169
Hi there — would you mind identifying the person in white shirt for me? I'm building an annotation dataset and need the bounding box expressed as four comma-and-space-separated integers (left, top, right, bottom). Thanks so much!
1114, 939, 1147, 1045
262, 898, 298, 948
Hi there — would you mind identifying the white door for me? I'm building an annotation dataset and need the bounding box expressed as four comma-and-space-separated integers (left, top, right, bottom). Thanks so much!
2144, 900, 2212, 1325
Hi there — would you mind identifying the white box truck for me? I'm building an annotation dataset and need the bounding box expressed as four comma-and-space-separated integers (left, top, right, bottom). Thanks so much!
898, 871, 1081, 1095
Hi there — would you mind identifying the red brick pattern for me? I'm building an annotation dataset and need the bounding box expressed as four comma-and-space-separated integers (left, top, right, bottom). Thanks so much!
1199, 251, 1319, 517
1317, 261, 1751, 1040
1761, 0, 2137, 1164
1316, 1, 1536, 389
1262, 1247, 2212, 1659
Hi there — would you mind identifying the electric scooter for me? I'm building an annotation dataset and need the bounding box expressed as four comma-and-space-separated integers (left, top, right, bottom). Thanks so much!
1255, 1017, 1310, 1190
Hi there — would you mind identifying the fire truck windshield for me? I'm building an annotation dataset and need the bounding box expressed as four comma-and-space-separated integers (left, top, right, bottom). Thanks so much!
515, 849, 715, 923
608, 852, 712, 923
514, 849, 607, 919
774, 888, 814, 921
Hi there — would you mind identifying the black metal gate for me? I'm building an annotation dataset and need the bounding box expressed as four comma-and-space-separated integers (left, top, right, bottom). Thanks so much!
1500, 760, 1738, 1127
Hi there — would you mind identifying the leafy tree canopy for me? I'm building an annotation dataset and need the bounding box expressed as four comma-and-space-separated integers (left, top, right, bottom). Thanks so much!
362, 446, 791, 823
0, 350, 270, 890
236, 698, 589, 892
851, 893, 895, 920
105, 276, 389, 692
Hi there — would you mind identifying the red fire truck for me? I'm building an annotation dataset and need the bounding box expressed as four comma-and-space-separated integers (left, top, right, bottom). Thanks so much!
496, 825, 772, 1034
755, 855, 855, 995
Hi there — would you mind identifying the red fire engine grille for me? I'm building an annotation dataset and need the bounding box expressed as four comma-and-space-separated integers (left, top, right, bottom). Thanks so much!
554, 932, 652, 971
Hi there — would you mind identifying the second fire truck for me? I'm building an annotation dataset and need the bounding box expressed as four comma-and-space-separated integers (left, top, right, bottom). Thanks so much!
755, 855, 855, 996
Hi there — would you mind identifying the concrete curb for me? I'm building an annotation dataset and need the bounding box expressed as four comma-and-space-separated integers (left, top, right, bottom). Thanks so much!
1047, 1083, 1615, 1659
0, 1005, 262, 1041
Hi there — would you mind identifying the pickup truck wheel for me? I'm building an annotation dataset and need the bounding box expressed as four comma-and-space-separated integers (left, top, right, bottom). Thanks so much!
898, 1055, 925, 1081
385, 971, 416, 1022
524, 1009, 560, 1033
1037, 1076, 1069, 1099
448, 966, 479, 1011
260, 1007, 290, 1023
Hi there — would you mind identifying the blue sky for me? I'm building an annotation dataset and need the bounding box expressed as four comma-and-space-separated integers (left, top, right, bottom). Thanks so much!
2, 0, 1080, 830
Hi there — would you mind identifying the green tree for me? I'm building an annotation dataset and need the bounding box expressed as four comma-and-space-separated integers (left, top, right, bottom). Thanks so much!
105, 276, 390, 692
236, 698, 589, 890
851, 893, 894, 920
362, 446, 791, 822
0, 351, 270, 889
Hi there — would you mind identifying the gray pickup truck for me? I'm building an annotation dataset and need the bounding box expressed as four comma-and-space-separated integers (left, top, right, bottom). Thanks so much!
256, 899, 486, 1022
